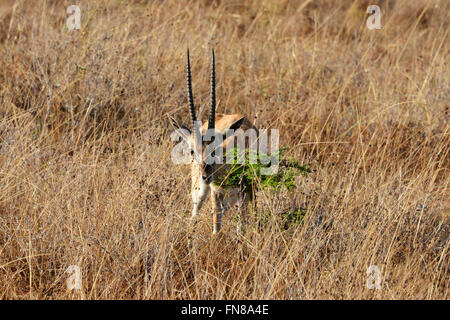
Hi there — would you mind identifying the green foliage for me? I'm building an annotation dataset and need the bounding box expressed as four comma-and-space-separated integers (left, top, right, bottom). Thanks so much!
282, 207, 308, 228
215, 146, 311, 192
254, 207, 308, 232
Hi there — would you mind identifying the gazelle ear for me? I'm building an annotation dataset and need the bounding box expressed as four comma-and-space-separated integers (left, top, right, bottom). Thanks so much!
169, 116, 191, 143
229, 117, 245, 131
169, 116, 190, 131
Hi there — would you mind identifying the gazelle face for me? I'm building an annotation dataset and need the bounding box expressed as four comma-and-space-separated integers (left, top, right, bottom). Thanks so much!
188, 136, 216, 184
185, 118, 246, 185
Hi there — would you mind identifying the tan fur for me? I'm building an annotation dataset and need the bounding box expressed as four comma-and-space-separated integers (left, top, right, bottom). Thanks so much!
200, 113, 254, 134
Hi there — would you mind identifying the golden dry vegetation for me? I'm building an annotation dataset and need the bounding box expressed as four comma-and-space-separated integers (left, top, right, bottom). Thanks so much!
0, 0, 448, 299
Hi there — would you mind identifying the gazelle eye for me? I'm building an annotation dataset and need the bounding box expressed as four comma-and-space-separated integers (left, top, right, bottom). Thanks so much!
190, 150, 194, 156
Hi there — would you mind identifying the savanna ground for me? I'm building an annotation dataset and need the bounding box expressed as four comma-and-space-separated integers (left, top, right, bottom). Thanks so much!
0, 0, 448, 299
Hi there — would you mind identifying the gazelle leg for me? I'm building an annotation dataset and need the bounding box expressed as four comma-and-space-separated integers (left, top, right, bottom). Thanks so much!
211, 190, 224, 234
236, 192, 249, 235
192, 181, 209, 219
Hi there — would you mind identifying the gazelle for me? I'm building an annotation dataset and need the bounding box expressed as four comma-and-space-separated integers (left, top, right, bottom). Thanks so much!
171, 49, 258, 234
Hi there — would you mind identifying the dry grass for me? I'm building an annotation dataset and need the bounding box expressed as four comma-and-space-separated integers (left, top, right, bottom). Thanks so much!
0, 0, 448, 299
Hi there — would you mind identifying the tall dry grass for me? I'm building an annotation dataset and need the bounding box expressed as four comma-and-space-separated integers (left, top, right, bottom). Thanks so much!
0, 0, 448, 299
